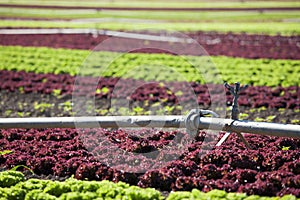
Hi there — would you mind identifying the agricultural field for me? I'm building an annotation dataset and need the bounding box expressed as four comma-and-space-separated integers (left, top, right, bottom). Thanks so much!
0, 0, 299, 199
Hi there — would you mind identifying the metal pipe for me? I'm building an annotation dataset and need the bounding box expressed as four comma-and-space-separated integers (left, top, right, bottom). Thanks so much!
0, 116, 299, 138
0, 29, 194, 43
197, 117, 300, 139
0, 116, 185, 129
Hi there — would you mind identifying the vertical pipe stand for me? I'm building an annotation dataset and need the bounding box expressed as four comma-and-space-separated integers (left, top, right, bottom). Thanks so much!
216, 82, 252, 149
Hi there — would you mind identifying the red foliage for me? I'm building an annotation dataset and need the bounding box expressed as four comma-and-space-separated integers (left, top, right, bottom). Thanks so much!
0, 32, 299, 59
1, 70, 299, 109
0, 128, 300, 197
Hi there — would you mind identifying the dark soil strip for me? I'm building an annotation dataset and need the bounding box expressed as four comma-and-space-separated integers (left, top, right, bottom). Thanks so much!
1, 70, 299, 110
0, 33, 109, 50
1, 3, 300, 11
1, 90, 299, 124
1, 32, 299, 59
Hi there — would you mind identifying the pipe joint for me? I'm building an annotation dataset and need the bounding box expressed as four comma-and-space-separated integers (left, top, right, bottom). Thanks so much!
185, 109, 219, 134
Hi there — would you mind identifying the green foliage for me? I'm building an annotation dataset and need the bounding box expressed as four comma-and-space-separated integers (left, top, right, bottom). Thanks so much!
266, 115, 276, 122
0, 150, 13, 156
133, 106, 145, 115
43, 182, 71, 197
278, 108, 286, 113
164, 105, 175, 114
167, 189, 298, 200
0, 171, 163, 200
253, 115, 278, 123
16, 179, 52, 191
291, 119, 300, 124
0, 45, 88, 75
59, 101, 73, 113
0, 20, 299, 35
254, 117, 265, 122
258, 107, 267, 112
1, 0, 300, 9
17, 111, 31, 117
34, 102, 53, 113
281, 146, 291, 151
0, 187, 26, 200
101, 87, 109, 94
52, 89, 62, 98
1, 46, 299, 87
239, 113, 249, 120
59, 191, 98, 200
25, 190, 57, 200
0, 170, 298, 199
4, 109, 12, 116
1, 6, 300, 23
10, 165, 34, 175
19, 86, 24, 93
0, 170, 25, 187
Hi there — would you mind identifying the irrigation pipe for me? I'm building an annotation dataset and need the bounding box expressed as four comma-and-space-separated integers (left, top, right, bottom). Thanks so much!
0, 29, 194, 43
0, 115, 299, 139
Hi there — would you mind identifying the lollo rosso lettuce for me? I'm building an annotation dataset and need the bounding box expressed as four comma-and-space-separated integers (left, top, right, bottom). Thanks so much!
1, 128, 300, 197
0, 70, 299, 110
0, 32, 299, 60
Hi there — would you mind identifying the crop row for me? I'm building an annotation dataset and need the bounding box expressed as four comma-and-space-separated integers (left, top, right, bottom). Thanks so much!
0, 33, 299, 60
2, 0, 300, 9
1, 20, 300, 35
2, 1, 300, 9
1, 46, 299, 87
0, 170, 162, 200
1, 171, 298, 200
0, 127, 299, 197
1, 70, 299, 110
1, 89, 299, 125
2, 7, 300, 22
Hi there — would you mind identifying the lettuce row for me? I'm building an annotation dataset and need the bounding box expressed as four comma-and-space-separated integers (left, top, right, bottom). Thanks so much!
0, 170, 298, 200
0, 45, 299, 87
